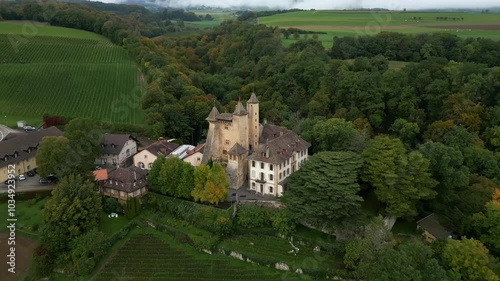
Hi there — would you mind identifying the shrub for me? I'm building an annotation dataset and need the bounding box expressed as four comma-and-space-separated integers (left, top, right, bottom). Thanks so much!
214, 216, 233, 236
236, 205, 272, 229
125, 197, 141, 219
103, 197, 122, 214
271, 209, 296, 237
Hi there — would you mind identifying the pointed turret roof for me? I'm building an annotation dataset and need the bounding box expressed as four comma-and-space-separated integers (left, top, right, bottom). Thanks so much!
248, 92, 259, 104
206, 106, 220, 122
233, 100, 248, 116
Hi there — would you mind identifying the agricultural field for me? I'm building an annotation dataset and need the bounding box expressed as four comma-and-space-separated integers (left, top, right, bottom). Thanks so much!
92, 230, 314, 281
259, 10, 500, 48
0, 21, 144, 127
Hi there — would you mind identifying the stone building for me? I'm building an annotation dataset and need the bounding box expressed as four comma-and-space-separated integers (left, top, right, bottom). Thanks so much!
202, 93, 310, 196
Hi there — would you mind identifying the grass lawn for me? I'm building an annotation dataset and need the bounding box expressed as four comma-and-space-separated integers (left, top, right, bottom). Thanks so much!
98, 212, 130, 235
0, 195, 49, 237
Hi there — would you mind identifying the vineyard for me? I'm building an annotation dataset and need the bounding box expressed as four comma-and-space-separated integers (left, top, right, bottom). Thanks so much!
219, 233, 340, 275
0, 22, 144, 125
92, 231, 314, 281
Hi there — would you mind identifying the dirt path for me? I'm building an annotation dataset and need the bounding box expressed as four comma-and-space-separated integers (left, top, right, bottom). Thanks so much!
0, 232, 37, 281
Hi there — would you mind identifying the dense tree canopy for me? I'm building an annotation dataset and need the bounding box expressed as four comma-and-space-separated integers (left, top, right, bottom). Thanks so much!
280, 151, 364, 229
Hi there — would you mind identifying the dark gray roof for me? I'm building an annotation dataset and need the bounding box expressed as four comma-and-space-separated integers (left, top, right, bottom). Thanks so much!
101, 134, 133, 155
0, 127, 63, 168
143, 140, 179, 156
228, 143, 247, 155
416, 214, 451, 240
102, 166, 147, 193
248, 92, 259, 104
247, 125, 310, 165
233, 101, 248, 116
217, 113, 233, 121
206, 106, 220, 122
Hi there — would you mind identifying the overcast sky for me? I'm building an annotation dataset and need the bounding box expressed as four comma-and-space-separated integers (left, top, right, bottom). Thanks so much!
99, 0, 498, 10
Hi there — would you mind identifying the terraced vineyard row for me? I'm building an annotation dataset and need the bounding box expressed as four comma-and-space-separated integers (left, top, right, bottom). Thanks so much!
0, 63, 143, 124
93, 232, 311, 281
219, 234, 338, 272
0, 35, 129, 64
0, 23, 144, 125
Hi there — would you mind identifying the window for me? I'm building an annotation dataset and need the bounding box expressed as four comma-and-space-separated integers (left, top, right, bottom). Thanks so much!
224, 126, 229, 130
252, 182, 256, 189
251, 170, 255, 178
269, 174, 273, 181
139, 162, 145, 169
279, 172, 282, 180
252, 161, 255, 167
126, 148, 131, 157
197, 157, 201, 161
260, 184, 263, 193
270, 164, 273, 171
101, 159, 106, 165
148, 163, 152, 169
225, 139, 230, 145
260, 162, 264, 169
269, 186, 273, 193
260, 172, 264, 181
112, 159, 117, 165
287, 168, 290, 175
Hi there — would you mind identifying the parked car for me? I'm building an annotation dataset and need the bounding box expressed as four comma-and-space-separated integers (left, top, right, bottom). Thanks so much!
18, 174, 26, 181
39, 178, 52, 184
47, 175, 58, 183
27, 171, 35, 177
23, 126, 35, 131
95, 166, 102, 171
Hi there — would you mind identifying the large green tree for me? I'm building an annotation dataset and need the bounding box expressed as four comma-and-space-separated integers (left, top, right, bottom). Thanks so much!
204, 163, 228, 205
280, 151, 363, 229
36, 136, 74, 177
442, 238, 498, 281
40, 174, 102, 268
303, 117, 364, 153
64, 117, 102, 172
362, 136, 437, 218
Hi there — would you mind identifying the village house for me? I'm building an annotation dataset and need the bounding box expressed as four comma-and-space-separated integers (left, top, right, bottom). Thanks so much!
202, 93, 310, 196
183, 143, 205, 167
416, 213, 452, 242
99, 166, 148, 200
0, 126, 63, 182
133, 139, 179, 170
96, 134, 137, 166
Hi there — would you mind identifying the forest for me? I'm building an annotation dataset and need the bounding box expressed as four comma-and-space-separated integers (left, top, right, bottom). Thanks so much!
2, 0, 500, 279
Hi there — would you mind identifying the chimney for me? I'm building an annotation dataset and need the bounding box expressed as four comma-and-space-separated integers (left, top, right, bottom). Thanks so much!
265, 139, 269, 158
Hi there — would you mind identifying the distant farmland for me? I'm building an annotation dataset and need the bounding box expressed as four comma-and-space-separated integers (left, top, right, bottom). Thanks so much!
0, 21, 144, 126
259, 11, 500, 48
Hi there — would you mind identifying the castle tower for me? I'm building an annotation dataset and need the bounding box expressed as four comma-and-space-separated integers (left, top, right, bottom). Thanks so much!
232, 98, 249, 150
247, 92, 259, 152
201, 105, 219, 163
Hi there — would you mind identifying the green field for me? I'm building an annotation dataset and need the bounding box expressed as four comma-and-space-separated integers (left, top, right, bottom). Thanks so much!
0, 21, 144, 127
0, 195, 49, 237
92, 229, 313, 281
260, 10, 500, 48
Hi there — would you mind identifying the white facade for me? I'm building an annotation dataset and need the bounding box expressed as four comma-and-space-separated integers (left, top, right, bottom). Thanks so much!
183, 151, 203, 167
248, 148, 309, 197
133, 149, 157, 170
97, 139, 137, 166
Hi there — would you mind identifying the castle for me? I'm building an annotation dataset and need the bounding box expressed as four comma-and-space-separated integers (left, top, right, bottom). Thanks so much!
202, 93, 310, 197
